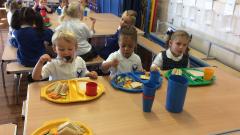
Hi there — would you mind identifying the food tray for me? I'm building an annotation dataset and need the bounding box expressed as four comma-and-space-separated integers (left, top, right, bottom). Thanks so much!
111, 72, 162, 93
164, 68, 216, 86
31, 118, 93, 135
41, 78, 104, 103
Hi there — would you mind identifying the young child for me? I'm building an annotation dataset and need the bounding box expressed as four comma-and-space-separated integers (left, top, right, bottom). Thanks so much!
56, 2, 97, 61
101, 25, 143, 78
10, 7, 53, 67
98, 10, 137, 60
32, 30, 98, 81
56, 0, 68, 15
33, 0, 52, 13
4, 0, 22, 35
151, 30, 191, 71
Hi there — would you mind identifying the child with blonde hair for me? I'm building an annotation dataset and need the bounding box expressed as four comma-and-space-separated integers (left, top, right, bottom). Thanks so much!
151, 30, 191, 71
101, 25, 143, 78
56, 2, 97, 61
4, 0, 22, 35
32, 30, 98, 81
33, 0, 52, 13
98, 10, 137, 60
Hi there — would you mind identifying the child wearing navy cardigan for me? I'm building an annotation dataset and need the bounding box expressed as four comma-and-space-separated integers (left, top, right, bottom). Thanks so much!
98, 10, 137, 60
10, 7, 53, 67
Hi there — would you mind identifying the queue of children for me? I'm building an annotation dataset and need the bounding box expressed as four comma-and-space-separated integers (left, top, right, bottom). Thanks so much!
4, 0, 191, 82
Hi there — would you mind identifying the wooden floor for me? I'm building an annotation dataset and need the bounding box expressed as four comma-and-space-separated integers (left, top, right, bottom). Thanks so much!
1, 27, 26, 134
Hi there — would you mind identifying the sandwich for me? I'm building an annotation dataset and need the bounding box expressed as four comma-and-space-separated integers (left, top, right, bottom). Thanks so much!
57, 121, 86, 135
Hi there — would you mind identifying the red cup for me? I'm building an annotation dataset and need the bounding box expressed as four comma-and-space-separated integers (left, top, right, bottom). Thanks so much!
44, 17, 50, 23
86, 82, 97, 96
40, 10, 46, 17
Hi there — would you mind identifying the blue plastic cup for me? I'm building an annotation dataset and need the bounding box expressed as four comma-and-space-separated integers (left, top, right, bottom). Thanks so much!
143, 83, 157, 96
143, 95, 154, 112
166, 75, 188, 113
149, 71, 161, 85
84, 10, 88, 16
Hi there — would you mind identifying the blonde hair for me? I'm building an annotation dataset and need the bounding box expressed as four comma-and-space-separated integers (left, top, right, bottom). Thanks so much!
122, 10, 137, 25
166, 30, 192, 54
60, 2, 81, 21
52, 30, 77, 47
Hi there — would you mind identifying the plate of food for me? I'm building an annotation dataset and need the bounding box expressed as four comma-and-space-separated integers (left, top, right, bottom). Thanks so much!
41, 78, 105, 103
164, 68, 216, 86
132, 71, 162, 84
31, 118, 93, 135
111, 72, 162, 93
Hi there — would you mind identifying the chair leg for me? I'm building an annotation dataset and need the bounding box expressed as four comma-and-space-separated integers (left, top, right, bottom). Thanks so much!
1, 61, 6, 88
15, 73, 21, 104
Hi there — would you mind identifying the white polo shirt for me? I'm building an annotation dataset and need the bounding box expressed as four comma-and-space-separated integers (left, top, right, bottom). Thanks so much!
42, 56, 89, 80
103, 50, 143, 78
151, 49, 190, 69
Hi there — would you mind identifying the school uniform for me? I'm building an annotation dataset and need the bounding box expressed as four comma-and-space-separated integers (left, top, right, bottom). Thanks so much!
103, 50, 143, 78
41, 56, 89, 81
98, 29, 120, 60
11, 25, 53, 67
152, 49, 189, 70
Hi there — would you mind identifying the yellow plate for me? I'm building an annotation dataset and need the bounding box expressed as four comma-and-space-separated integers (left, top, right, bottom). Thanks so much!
31, 118, 93, 135
41, 78, 105, 103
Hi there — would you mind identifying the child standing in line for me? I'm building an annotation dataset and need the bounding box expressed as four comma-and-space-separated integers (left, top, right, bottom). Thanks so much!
10, 7, 53, 67
32, 30, 98, 81
151, 30, 191, 71
101, 25, 143, 78
98, 10, 137, 60
4, 0, 22, 35
56, 2, 97, 61
33, 0, 53, 13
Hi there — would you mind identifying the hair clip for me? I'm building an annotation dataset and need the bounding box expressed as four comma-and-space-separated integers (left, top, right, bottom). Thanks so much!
166, 27, 175, 36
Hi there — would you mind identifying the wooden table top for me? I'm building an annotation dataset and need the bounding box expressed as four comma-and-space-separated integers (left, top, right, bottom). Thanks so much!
1, 45, 17, 62
24, 68, 240, 135
0, 123, 17, 135
49, 13, 144, 36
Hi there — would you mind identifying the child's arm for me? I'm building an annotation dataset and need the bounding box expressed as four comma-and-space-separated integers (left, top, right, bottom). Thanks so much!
89, 17, 96, 33
32, 54, 51, 80
32, 0, 39, 10
101, 59, 119, 73
86, 71, 98, 79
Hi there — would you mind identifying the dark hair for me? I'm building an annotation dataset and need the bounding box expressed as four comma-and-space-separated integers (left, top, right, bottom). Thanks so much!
11, 7, 44, 34
119, 25, 137, 43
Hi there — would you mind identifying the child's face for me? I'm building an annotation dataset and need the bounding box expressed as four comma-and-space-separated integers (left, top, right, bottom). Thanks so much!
119, 35, 136, 58
120, 14, 133, 28
169, 36, 189, 57
40, 0, 47, 5
54, 38, 76, 60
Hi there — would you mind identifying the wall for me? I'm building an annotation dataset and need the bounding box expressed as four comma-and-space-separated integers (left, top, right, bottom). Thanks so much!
155, 0, 240, 71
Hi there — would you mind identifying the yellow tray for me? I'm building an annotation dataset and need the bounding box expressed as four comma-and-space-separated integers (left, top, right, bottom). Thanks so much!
31, 118, 93, 135
41, 78, 105, 103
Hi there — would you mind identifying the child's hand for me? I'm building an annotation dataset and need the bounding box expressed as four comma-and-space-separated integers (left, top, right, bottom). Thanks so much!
88, 71, 98, 79
150, 65, 160, 72
111, 59, 119, 68
39, 54, 51, 64
90, 17, 96, 24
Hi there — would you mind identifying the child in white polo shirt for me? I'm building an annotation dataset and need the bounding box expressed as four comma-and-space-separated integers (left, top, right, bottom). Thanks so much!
101, 25, 143, 78
32, 30, 98, 81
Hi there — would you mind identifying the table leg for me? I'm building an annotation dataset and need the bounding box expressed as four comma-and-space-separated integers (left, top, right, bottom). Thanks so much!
1, 61, 6, 88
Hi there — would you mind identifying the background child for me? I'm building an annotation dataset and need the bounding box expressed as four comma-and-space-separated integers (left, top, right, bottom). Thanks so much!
57, 2, 97, 61
4, 0, 22, 35
10, 7, 53, 67
56, 0, 68, 15
32, 30, 98, 81
101, 25, 143, 78
151, 30, 191, 71
33, 0, 52, 13
98, 10, 137, 60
